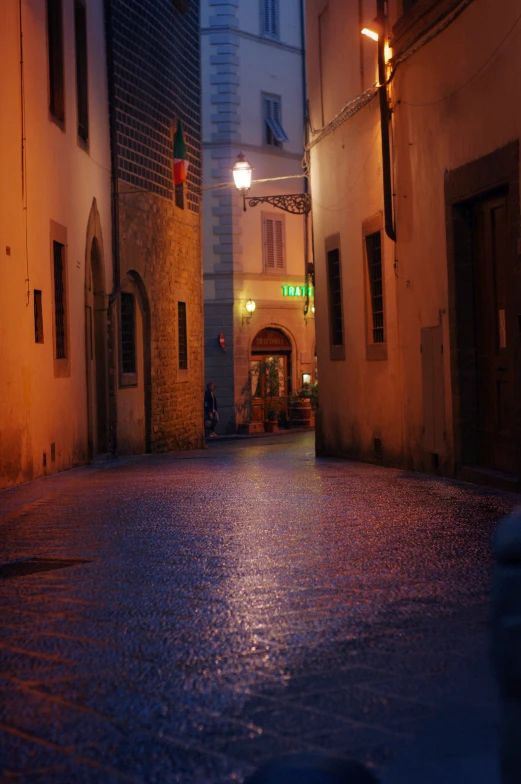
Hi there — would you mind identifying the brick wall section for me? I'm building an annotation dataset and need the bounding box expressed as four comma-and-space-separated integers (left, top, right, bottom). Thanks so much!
110, 0, 204, 450
110, 0, 201, 210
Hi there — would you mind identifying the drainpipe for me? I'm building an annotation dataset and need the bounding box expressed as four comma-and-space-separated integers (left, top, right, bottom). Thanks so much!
300, 0, 314, 322
377, 0, 396, 242
103, 0, 120, 455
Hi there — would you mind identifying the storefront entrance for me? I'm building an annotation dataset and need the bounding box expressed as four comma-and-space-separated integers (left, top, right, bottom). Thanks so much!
251, 328, 292, 423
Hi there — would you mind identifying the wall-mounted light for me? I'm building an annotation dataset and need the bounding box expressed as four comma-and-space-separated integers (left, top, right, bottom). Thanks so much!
360, 1, 396, 242
232, 153, 311, 214
242, 298, 256, 325
361, 27, 379, 41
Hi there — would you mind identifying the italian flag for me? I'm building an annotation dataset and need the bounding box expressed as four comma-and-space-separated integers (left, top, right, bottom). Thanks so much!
173, 121, 189, 185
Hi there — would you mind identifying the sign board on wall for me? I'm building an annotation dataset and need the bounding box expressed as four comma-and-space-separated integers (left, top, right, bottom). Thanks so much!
252, 329, 291, 352
281, 285, 314, 297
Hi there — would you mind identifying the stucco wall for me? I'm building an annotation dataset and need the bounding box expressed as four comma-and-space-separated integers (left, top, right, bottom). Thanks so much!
307, 0, 521, 475
0, 0, 112, 488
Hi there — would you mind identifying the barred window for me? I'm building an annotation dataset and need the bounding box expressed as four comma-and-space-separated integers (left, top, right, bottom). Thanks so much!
327, 247, 344, 347
121, 292, 136, 374
47, 0, 65, 123
34, 290, 44, 344
365, 231, 385, 344
178, 301, 188, 370
53, 241, 66, 359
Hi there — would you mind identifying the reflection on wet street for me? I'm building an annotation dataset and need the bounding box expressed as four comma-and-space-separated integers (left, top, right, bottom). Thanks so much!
0, 432, 516, 782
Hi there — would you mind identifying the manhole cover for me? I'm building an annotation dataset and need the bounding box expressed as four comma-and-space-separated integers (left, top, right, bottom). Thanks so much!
0, 558, 92, 579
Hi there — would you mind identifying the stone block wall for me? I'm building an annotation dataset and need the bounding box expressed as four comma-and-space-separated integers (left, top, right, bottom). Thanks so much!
110, 0, 204, 452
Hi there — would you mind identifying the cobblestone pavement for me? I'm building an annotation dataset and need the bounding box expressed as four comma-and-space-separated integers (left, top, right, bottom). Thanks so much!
0, 432, 518, 783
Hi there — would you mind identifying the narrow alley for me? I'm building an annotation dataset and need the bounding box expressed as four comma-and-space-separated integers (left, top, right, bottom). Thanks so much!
0, 432, 516, 783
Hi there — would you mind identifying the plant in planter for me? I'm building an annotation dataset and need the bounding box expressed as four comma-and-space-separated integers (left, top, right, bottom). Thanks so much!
290, 384, 313, 427
264, 402, 279, 433
235, 370, 264, 434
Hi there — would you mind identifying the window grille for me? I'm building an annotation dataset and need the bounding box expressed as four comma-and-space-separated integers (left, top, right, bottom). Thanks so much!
74, 0, 89, 143
327, 248, 344, 346
53, 241, 66, 359
263, 214, 285, 272
178, 301, 188, 370
365, 231, 385, 344
121, 292, 136, 374
263, 95, 289, 147
34, 290, 44, 344
262, 0, 279, 38
47, 0, 65, 122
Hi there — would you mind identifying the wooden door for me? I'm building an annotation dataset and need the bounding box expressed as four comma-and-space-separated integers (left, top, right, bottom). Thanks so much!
473, 193, 515, 473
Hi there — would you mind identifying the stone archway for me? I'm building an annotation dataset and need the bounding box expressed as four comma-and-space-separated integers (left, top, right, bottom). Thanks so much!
117, 270, 152, 454
84, 200, 109, 459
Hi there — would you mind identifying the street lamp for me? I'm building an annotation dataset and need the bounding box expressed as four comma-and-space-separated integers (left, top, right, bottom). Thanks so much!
231, 153, 311, 215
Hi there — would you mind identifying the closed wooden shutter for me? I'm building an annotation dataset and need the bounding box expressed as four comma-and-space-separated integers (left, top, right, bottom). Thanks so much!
263, 214, 285, 272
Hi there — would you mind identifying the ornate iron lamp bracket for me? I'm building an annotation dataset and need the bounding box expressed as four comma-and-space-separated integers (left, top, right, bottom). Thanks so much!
245, 193, 312, 215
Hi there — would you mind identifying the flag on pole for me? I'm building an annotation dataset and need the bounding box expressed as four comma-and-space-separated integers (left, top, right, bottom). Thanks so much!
173, 121, 189, 185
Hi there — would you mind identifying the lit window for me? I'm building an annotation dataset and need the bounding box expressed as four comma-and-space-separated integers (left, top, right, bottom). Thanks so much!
262, 213, 285, 273
261, 0, 279, 39
263, 95, 289, 147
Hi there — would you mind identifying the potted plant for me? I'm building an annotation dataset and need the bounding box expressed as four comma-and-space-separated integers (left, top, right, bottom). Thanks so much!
264, 402, 279, 433
236, 369, 265, 434
290, 384, 313, 427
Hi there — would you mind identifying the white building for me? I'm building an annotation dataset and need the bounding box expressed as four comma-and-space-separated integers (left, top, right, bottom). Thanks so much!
201, 0, 315, 433
0, 0, 112, 488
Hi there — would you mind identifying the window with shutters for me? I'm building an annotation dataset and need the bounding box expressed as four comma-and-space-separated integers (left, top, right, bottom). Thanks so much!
47, 0, 65, 124
262, 94, 289, 148
363, 214, 387, 361
262, 213, 285, 273
261, 0, 279, 39
74, 0, 89, 144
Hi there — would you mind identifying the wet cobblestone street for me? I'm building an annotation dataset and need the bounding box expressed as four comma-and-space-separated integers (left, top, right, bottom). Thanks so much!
0, 432, 517, 783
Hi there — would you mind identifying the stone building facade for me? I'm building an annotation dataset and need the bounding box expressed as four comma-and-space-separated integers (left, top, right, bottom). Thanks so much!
202, 0, 315, 434
108, 0, 204, 454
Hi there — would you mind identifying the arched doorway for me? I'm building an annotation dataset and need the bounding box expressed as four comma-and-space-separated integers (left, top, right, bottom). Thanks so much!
85, 237, 109, 458
117, 271, 152, 454
250, 327, 293, 423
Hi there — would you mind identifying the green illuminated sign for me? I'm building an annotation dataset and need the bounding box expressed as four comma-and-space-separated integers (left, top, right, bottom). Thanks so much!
281, 285, 314, 297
